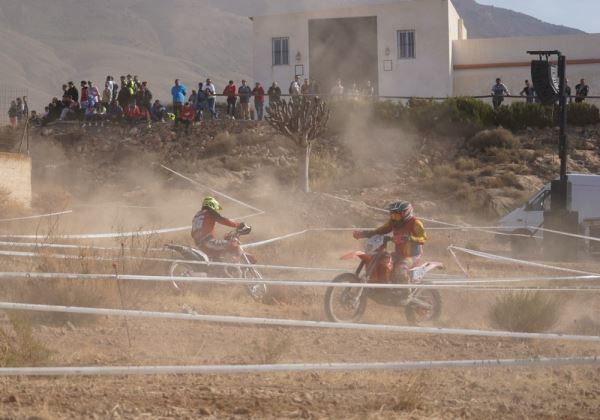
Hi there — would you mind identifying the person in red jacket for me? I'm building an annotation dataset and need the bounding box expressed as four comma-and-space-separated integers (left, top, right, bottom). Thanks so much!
252, 82, 265, 121
223, 80, 237, 119
353, 201, 427, 283
124, 101, 145, 122
178, 101, 195, 134
192, 197, 247, 257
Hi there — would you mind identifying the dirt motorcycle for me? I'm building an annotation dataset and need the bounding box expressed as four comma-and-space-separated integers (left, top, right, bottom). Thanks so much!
165, 225, 268, 302
324, 234, 443, 324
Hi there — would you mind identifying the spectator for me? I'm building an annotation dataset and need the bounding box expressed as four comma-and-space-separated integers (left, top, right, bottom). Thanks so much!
238, 80, 252, 120
95, 102, 107, 126
491, 78, 510, 110
88, 81, 100, 102
80, 81, 89, 103
108, 99, 124, 122
188, 89, 198, 110
136, 81, 153, 124
29, 110, 41, 127
252, 82, 265, 121
59, 97, 77, 121
267, 82, 281, 105
110, 76, 119, 103
126, 74, 136, 94
195, 82, 207, 121
66, 81, 79, 103
8, 100, 17, 128
363, 80, 375, 96
171, 78, 187, 123
133, 75, 141, 91
330, 79, 344, 96
117, 79, 131, 108
223, 80, 237, 119
102, 82, 112, 106
349, 82, 360, 97
178, 102, 195, 134
61, 84, 68, 98
15, 97, 25, 123
520, 80, 535, 104
83, 102, 96, 127
289, 75, 301, 98
301, 79, 310, 95
575, 78, 589, 103
124, 101, 145, 123
205, 78, 217, 119
565, 79, 572, 104
151, 99, 167, 122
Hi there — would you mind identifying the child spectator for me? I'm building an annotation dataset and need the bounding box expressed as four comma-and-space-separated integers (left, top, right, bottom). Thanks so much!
178, 102, 195, 134
252, 82, 265, 121
223, 80, 237, 119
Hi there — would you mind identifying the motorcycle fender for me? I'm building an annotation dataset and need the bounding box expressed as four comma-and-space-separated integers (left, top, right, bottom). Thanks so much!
340, 251, 366, 261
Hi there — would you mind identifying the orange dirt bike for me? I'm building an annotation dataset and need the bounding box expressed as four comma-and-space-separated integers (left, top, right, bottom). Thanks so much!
165, 225, 268, 302
324, 234, 443, 324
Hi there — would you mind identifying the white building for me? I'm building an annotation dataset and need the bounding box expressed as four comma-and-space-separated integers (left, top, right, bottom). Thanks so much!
250, 0, 600, 99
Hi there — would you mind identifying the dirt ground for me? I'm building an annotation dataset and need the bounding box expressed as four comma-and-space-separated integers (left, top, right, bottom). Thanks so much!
1, 126, 600, 418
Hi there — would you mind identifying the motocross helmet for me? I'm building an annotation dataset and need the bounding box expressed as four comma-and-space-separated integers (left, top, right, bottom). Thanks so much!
388, 201, 413, 224
202, 196, 222, 211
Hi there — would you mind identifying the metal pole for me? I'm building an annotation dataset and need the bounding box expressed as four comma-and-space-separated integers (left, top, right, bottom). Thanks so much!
557, 55, 568, 192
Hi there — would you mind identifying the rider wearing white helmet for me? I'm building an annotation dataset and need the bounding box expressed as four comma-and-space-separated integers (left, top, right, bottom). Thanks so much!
353, 201, 426, 283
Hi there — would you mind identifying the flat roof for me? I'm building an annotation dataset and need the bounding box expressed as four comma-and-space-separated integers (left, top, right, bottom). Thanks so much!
247, 0, 405, 18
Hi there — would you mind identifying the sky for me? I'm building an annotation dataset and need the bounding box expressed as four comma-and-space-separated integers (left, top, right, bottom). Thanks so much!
476, 0, 600, 34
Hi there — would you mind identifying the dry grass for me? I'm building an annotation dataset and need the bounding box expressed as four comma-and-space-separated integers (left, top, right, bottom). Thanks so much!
250, 331, 292, 364
454, 157, 480, 171
32, 188, 72, 213
0, 314, 53, 367
204, 133, 236, 157
489, 291, 562, 332
0, 186, 28, 219
466, 128, 520, 152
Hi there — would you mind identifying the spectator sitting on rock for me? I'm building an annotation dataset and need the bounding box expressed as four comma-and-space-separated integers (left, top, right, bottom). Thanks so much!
178, 101, 195, 134
8, 100, 17, 128
67, 81, 79, 103
268, 82, 281, 105
29, 110, 41, 127
223, 80, 237, 119
50, 97, 65, 121
195, 82, 207, 121
124, 101, 145, 123
252, 82, 265, 121
83, 102, 96, 127
108, 99, 124, 122
59, 95, 77, 121
95, 102, 107, 126
575, 78, 589, 103
151, 99, 167, 122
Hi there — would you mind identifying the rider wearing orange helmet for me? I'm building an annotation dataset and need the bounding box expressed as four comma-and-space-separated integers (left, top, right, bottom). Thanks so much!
353, 201, 426, 283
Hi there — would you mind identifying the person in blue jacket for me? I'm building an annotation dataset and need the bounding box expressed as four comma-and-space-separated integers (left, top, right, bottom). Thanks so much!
171, 79, 187, 125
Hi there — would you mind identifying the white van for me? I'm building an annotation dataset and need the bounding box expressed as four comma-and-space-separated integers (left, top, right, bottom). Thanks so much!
499, 174, 600, 242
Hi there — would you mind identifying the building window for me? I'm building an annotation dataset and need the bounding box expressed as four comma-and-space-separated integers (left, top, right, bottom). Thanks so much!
272, 37, 289, 66
397, 30, 416, 59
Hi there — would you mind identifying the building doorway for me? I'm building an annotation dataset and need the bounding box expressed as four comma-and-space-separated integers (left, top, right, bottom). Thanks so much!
308, 16, 378, 96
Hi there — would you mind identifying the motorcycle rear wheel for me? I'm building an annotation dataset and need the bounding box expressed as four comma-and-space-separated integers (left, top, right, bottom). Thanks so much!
324, 273, 367, 323
405, 289, 442, 324
168, 262, 196, 291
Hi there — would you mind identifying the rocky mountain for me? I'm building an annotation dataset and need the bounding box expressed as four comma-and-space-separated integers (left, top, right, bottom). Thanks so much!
0, 0, 583, 111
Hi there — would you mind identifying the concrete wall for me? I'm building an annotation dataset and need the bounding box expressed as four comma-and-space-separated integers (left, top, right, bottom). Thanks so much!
252, 0, 455, 97
0, 152, 31, 207
453, 34, 600, 102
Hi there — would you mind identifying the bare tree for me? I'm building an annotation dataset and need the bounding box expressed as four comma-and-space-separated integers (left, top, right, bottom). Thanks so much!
265, 97, 330, 192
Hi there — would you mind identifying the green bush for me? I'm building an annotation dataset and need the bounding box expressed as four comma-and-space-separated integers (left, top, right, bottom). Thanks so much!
495, 103, 554, 130
567, 102, 600, 126
490, 291, 561, 332
466, 128, 520, 152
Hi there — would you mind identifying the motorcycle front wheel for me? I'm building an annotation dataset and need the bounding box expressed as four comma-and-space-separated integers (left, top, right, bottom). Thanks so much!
324, 273, 367, 323
405, 289, 442, 324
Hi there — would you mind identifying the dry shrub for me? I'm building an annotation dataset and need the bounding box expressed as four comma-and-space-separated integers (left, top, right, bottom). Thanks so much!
250, 332, 292, 364
204, 133, 236, 157
479, 166, 495, 177
454, 157, 479, 171
0, 187, 28, 218
433, 163, 461, 179
466, 128, 520, 152
0, 314, 53, 367
223, 158, 244, 172
309, 152, 340, 190
32, 188, 72, 212
490, 291, 561, 332
366, 375, 426, 413
237, 131, 266, 146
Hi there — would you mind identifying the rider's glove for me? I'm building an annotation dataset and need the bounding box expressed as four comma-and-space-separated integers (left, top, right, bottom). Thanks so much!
238, 222, 247, 230
353, 230, 364, 240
